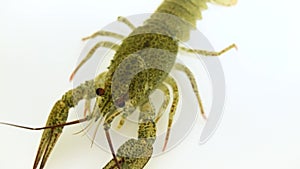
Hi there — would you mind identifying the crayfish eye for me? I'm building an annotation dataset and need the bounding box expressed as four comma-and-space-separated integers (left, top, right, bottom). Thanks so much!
95, 88, 105, 96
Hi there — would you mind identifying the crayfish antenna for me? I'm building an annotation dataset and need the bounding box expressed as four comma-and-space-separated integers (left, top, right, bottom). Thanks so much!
0, 118, 88, 131
0, 114, 89, 169
90, 118, 103, 148
33, 115, 89, 169
105, 129, 122, 169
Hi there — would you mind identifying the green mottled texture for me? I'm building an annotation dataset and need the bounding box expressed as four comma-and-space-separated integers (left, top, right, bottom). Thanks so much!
105, 32, 178, 106
156, 0, 208, 26
100, 28, 178, 127
62, 80, 96, 107
79, 0, 211, 132
30, 0, 238, 168
155, 84, 170, 123
103, 101, 156, 169
138, 101, 157, 144
34, 100, 69, 169
138, 121, 156, 145
34, 73, 106, 169
150, 0, 209, 41
103, 139, 153, 169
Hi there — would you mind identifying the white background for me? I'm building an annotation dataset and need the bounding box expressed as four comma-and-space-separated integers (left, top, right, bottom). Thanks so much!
0, 0, 298, 169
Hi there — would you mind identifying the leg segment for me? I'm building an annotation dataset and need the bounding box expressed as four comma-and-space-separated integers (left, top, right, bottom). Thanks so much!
116, 111, 132, 129
174, 63, 207, 119
138, 99, 156, 143
31, 78, 99, 169
116, 83, 170, 129
103, 99, 156, 169
162, 76, 179, 151
82, 30, 126, 41
117, 16, 136, 30
82, 16, 135, 41
179, 43, 237, 56
70, 41, 119, 81
155, 83, 171, 123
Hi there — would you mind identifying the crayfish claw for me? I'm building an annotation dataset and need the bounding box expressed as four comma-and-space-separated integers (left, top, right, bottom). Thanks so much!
33, 129, 61, 169
103, 139, 153, 169
33, 100, 69, 169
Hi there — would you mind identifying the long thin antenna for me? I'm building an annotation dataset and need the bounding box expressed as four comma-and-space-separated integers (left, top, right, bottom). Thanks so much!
0, 117, 89, 131
105, 129, 121, 169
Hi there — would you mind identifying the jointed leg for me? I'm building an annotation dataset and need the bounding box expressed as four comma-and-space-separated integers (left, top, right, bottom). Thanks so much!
116, 111, 132, 129
117, 16, 136, 30
155, 83, 171, 123
139, 99, 156, 123
162, 76, 179, 151
179, 43, 237, 56
71, 71, 108, 136
82, 30, 126, 41
103, 99, 156, 169
70, 41, 119, 80
14, 78, 97, 169
174, 63, 207, 119
82, 16, 135, 41
116, 83, 170, 129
